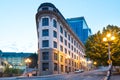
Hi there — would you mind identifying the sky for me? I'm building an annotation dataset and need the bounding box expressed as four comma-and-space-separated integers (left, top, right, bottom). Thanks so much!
0, 0, 120, 52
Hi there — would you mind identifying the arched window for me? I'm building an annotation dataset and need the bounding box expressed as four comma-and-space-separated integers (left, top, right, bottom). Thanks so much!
53, 19, 57, 28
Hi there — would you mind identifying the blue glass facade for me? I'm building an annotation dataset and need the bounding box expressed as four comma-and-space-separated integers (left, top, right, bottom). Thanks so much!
66, 17, 92, 44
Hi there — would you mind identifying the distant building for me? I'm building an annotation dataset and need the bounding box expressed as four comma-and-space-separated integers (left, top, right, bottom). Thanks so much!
36, 3, 87, 76
0, 51, 33, 70
67, 17, 92, 44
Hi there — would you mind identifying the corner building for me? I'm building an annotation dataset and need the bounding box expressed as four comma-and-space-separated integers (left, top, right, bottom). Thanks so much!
36, 3, 87, 76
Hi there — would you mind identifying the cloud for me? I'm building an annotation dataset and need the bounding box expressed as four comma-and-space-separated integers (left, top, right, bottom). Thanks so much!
0, 40, 37, 52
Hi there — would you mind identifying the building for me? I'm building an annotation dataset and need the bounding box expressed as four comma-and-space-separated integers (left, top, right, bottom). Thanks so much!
0, 57, 10, 73
67, 17, 92, 44
0, 51, 33, 70
36, 3, 87, 76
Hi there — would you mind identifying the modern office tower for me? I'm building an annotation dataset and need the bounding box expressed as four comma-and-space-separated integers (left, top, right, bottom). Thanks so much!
67, 17, 92, 44
36, 3, 87, 76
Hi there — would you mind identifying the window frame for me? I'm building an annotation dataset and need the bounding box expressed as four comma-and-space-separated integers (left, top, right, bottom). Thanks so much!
42, 63, 49, 71
53, 41, 57, 48
53, 30, 57, 38
42, 29, 49, 36
42, 18, 49, 26
53, 19, 57, 28
42, 52, 49, 60
42, 40, 49, 47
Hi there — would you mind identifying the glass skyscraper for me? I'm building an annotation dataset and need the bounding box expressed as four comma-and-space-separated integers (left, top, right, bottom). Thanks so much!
67, 17, 92, 44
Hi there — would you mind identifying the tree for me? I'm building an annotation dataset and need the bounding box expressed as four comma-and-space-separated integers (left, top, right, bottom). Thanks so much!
3, 65, 23, 77
28, 53, 38, 68
85, 25, 120, 66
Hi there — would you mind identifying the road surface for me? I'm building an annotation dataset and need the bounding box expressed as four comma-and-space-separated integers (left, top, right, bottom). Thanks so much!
0, 69, 106, 80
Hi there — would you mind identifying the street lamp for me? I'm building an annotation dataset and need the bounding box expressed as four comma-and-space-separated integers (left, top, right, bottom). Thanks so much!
103, 33, 115, 65
93, 61, 97, 69
103, 33, 115, 80
93, 61, 97, 65
25, 58, 31, 76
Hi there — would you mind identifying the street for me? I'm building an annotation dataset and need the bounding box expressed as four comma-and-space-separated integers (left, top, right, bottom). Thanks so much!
0, 68, 120, 80
0, 69, 106, 80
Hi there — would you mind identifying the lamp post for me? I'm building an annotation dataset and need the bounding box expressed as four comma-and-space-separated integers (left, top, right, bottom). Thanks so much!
25, 58, 31, 76
103, 33, 115, 80
103, 33, 115, 65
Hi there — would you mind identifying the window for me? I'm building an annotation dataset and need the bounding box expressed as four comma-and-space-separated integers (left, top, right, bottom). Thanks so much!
53, 41, 57, 48
65, 48, 67, 54
60, 36, 63, 43
61, 65, 63, 72
65, 66, 67, 72
60, 45, 63, 52
53, 31, 57, 38
53, 9, 57, 12
68, 34, 70, 41
54, 63, 58, 71
71, 37, 73, 43
64, 39, 67, 46
53, 19, 57, 28
42, 18, 49, 26
42, 40, 49, 47
69, 67, 71, 72
42, 52, 49, 60
42, 63, 49, 71
71, 45, 73, 51
68, 43, 70, 49
68, 51, 70, 55
54, 53, 58, 60
72, 61, 74, 66
76, 42, 78, 48
72, 53, 73, 58
1, 62, 4, 65
74, 40, 76, 46
42, 29, 49, 36
74, 55, 76, 59
42, 7, 48, 10
60, 55, 63, 62
64, 30, 67, 38
75, 62, 76, 67
60, 26, 63, 34
74, 48, 76, 52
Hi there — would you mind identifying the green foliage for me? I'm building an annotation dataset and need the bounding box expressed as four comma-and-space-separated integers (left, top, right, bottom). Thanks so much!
85, 25, 120, 66
28, 53, 38, 68
3, 66, 23, 77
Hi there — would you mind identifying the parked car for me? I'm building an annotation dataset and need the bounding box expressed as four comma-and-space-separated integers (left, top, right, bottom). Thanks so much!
74, 69, 84, 73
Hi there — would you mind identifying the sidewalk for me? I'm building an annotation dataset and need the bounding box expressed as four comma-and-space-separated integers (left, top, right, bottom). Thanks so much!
110, 72, 120, 80
110, 75, 120, 80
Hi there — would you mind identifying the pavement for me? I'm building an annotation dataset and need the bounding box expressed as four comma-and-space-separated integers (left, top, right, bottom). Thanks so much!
103, 71, 120, 80
110, 72, 120, 80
